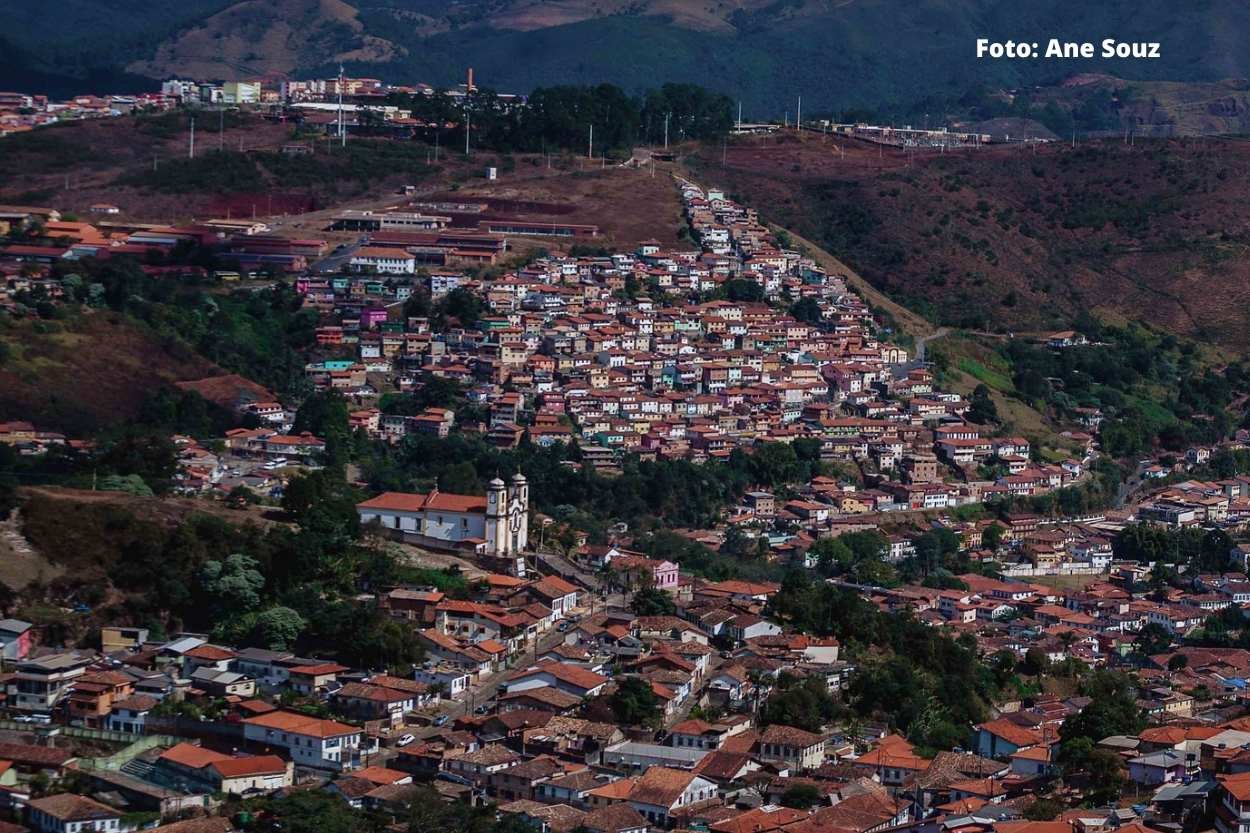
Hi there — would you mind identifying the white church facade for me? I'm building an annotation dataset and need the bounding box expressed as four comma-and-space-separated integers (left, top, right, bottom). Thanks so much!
356, 474, 529, 559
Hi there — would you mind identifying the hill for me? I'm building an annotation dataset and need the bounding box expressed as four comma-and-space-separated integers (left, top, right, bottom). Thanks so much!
11, 0, 1250, 124
688, 131, 1250, 350
0, 313, 224, 435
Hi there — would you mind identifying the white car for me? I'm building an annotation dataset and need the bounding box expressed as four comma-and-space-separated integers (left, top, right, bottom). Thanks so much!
395, 734, 416, 747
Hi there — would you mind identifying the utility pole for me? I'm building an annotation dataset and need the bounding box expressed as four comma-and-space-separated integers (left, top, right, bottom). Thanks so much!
588, 124, 593, 160
796, 95, 801, 130
465, 111, 471, 156
737, 100, 742, 131
189, 116, 195, 159
219, 107, 224, 151
337, 64, 346, 148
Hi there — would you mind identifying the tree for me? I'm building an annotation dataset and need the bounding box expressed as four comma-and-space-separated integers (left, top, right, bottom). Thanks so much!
609, 676, 661, 727
1021, 646, 1050, 677
780, 784, 823, 810
759, 675, 839, 733
631, 585, 676, 616
293, 391, 351, 469
966, 384, 1000, 425
98, 431, 178, 493
1133, 623, 1172, 657
790, 297, 823, 325
436, 287, 483, 328
1059, 671, 1145, 749
198, 553, 265, 622
1023, 800, 1063, 821
982, 523, 1005, 550
250, 606, 306, 650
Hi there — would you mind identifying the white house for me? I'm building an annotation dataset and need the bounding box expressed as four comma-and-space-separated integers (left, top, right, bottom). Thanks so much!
624, 766, 718, 826
26, 794, 122, 833
241, 710, 363, 771
350, 247, 416, 275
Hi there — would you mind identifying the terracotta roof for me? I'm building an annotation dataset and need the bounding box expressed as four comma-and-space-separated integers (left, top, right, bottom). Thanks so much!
358, 490, 487, 514
508, 660, 606, 691
759, 723, 825, 749
581, 804, 648, 833
286, 663, 348, 676
0, 741, 74, 767
184, 645, 236, 661
976, 718, 1041, 747
242, 710, 360, 738
1222, 772, 1250, 802
26, 794, 119, 822
148, 819, 232, 833
210, 755, 288, 778
352, 765, 410, 785
159, 743, 231, 770
626, 765, 697, 807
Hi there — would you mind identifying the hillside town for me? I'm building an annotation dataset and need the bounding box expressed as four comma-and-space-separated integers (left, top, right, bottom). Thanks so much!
5, 101, 1250, 833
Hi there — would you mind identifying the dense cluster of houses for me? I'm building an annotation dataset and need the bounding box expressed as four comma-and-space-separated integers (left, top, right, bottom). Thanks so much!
0, 90, 175, 137
6, 551, 1250, 833
303, 180, 1093, 522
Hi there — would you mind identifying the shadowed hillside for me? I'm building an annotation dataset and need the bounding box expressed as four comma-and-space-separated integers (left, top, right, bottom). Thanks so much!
690, 132, 1250, 351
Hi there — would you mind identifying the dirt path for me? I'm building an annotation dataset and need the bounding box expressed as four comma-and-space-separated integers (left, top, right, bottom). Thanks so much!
766, 223, 937, 341
0, 509, 63, 590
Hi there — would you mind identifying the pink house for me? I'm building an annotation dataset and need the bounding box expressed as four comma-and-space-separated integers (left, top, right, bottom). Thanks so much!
608, 554, 680, 592
0, 619, 33, 660
361, 308, 389, 330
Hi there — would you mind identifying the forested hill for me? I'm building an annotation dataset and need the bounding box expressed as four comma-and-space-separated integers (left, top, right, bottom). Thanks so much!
8, 0, 1250, 124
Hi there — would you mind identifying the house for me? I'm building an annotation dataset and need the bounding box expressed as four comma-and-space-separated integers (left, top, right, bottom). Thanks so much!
334, 682, 418, 728
973, 719, 1041, 759
755, 724, 827, 771
668, 720, 728, 751
503, 661, 607, 699
0, 620, 33, 661
624, 766, 718, 827
1128, 750, 1190, 786
285, 663, 347, 696
581, 804, 649, 833
1215, 771, 1250, 833
106, 695, 160, 734
156, 743, 293, 795
12, 653, 92, 712
350, 247, 416, 275
25, 794, 121, 833
241, 710, 363, 771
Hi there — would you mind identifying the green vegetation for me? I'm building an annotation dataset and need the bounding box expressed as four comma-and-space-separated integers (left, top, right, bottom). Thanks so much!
359, 429, 836, 537
609, 676, 662, 728
630, 584, 677, 616
382, 81, 733, 155
1001, 322, 1250, 458
18, 487, 422, 669
759, 673, 839, 733
1056, 671, 1144, 804
767, 575, 998, 746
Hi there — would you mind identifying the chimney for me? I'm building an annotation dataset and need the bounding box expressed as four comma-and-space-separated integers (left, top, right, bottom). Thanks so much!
467, 67, 475, 92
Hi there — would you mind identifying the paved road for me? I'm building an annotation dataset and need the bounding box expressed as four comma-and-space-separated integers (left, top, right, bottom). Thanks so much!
913, 326, 950, 364
311, 241, 362, 274
1115, 458, 1153, 509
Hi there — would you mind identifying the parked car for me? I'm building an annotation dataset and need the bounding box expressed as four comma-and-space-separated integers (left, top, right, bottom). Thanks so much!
395, 734, 416, 747
433, 714, 450, 727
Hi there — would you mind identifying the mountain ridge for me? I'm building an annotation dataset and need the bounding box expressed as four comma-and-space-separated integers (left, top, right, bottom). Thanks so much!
8, 0, 1250, 121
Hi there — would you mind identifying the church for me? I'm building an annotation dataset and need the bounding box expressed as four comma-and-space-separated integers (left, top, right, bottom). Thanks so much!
356, 473, 529, 558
